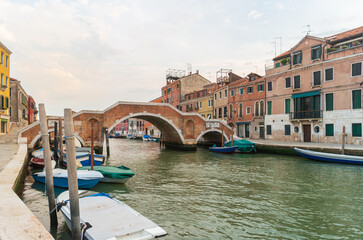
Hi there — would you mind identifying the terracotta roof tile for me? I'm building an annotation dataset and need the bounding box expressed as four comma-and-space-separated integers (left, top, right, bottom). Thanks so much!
326, 26, 363, 43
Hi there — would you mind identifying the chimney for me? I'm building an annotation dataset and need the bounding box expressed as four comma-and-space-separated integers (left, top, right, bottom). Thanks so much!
196, 70, 199, 74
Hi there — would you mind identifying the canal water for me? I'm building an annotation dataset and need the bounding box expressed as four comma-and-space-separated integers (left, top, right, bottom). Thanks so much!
22, 138, 363, 239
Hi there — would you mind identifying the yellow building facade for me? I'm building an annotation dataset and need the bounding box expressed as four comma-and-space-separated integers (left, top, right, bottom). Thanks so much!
0, 41, 11, 134
198, 95, 214, 119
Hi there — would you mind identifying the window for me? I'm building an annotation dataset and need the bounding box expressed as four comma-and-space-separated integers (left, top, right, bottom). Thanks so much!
260, 101, 264, 115
325, 68, 334, 81
325, 93, 333, 111
229, 104, 233, 118
167, 88, 171, 93
239, 104, 243, 118
275, 62, 280, 68
293, 75, 301, 89
177, 83, 179, 89
5, 76, 8, 87
240, 88, 244, 95
231, 89, 234, 96
214, 93, 217, 100
177, 94, 179, 102
218, 108, 222, 118
352, 89, 362, 109
255, 102, 259, 116
311, 45, 322, 60
285, 77, 291, 88
199, 102, 202, 109
219, 92, 222, 99
352, 62, 362, 76
224, 89, 227, 98
246, 107, 251, 115
214, 109, 217, 118
0, 74, 3, 86
326, 124, 334, 136
284, 125, 291, 135
172, 86, 174, 92
257, 84, 264, 92
313, 71, 321, 86
207, 114, 211, 119
224, 106, 227, 117
285, 99, 291, 114
293, 50, 302, 65
5, 56, 8, 68
0, 95, 4, 108
267, 81, 272, 91
266, 125, 272, 135
164, 90, 166, 95
247, 86, 253, 94
172, 96, 174, 103
352, 123, 362, 137
0, 52, 3, 64
267, 101, 272, 115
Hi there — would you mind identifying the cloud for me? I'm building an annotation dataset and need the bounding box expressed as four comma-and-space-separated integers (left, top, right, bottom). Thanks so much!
248, 10, 262, 20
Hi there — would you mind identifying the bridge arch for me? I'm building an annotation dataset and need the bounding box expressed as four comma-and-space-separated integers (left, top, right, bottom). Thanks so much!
28, 130, 85, 149
196, 128, 229, 145
108, 112, 185, 144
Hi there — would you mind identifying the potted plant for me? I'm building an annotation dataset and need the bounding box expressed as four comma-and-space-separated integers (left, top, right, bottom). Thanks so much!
341, 45, 348, 49
281, 58, 288, 65
353, 41, 361, 46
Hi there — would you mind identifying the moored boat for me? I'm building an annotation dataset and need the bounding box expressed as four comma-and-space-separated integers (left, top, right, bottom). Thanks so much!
63, 152, 105, 167
57, 191, 168, 239
32, 168, 103, 189
224, 139, 257, 153
78, 165, 135, 183
143, 135, 152, 141
30, 157, 45, 169
209, 145, 238, 154
294, 147, 363, 165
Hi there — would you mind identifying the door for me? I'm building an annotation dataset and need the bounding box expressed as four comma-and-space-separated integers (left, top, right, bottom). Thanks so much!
259, 126, 265, 139
245, 124, 250, 138
303, 124, 311, 142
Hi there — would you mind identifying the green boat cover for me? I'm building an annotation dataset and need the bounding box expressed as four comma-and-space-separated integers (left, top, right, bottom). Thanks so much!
224, 139, 257, 153
79, 166, 135, 179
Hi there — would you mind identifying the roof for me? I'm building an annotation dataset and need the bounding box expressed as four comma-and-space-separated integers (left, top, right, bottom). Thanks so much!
326, 26, 363, 44
273, 50, 290, 61
0, 40, 12, 54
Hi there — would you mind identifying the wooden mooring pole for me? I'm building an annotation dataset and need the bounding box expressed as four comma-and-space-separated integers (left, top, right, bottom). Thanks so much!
91, 120, 94, 170
105, 128, 110, 158
342, 126, 345, 155
58, 117, 64, 165
38, 104, 58, 228
64, 108, 81, 240
54, 122, 58, 166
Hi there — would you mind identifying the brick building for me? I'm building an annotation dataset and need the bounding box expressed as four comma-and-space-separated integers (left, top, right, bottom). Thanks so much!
265, 26, 363, 144
28, 95, 37, 124
10, 78, 29, 129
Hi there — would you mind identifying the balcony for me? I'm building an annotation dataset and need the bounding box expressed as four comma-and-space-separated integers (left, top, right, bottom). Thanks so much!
289, 110, 322, 120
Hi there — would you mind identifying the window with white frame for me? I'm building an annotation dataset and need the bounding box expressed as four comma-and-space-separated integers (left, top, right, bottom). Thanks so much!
240, 88, 244, 95
313, 71, 321, 86
239, 103, 243, 118
311, 45, 322, 60
292, 50, 302, 65
5, 56, 8, 68
219, 92, 222, 99
0, 52, 3, 65
325, 68, 334, 81
224, 89, 227, 98
352, 62, 362, 76
293, 75, 301, 89
285, 77, 291, 88
267, 81, 272, 91
199, 102, 202, 109
246, 106, 251, 115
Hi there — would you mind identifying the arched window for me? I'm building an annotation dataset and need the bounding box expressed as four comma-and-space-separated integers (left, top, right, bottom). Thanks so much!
260, 101, 264, 116
239, 103, 243, 118
255, 102, 259, 116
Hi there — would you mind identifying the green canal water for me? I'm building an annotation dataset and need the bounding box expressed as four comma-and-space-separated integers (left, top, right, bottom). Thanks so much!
22, 138, 363, 239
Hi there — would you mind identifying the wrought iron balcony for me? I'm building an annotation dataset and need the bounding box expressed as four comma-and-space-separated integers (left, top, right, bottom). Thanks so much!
289, 110, 322, 120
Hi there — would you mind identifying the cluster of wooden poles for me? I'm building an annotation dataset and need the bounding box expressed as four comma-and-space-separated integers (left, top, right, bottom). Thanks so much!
38, 104, 88, 239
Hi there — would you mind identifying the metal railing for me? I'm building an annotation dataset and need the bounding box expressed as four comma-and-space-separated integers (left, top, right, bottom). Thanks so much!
289, 110, 322, 120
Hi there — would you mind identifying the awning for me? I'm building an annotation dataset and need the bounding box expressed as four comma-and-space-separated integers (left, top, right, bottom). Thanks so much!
292, 90, 320, 99
236, 121, 251, 125
1, 119, 8, 123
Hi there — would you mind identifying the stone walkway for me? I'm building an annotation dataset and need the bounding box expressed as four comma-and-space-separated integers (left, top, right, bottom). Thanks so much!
0, 143, 19, 172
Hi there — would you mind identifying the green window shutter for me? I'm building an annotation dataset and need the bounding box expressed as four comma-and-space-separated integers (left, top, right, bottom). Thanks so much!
285, 99, 291, 114
267, 101, 272, 115
326, 124, 334, 136
352, 123, 362, 137
326, 93, 333, 111
352, 89, 362, 109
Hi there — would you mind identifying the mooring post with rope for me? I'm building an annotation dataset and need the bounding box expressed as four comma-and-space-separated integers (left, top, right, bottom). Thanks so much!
105, 127, 110, 158
91, 120, 95, 170
64, 108, 81, 239
58, 117, 64, 165
54, 122, 59, 166
39, 104, 58, 228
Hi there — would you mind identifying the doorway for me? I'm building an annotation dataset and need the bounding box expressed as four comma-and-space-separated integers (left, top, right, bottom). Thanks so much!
259, 126, 265, 139
303, 124, 311, 142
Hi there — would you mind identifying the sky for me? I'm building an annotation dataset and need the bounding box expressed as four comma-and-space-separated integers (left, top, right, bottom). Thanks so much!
0, 0, 362, 115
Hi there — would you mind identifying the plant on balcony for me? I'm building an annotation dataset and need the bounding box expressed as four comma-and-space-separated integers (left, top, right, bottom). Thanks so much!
281, 58, 288, 65
341, 45, 348, 49
353, 41, 361, 46
327, 47, 336, 53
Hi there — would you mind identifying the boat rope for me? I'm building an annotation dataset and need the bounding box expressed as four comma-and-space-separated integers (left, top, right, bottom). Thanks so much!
49, 200, 68, 214
80, 222, 92, 240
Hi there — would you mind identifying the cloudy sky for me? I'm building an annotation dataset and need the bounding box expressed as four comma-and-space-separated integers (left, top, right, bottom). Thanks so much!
0, 0, 362, 115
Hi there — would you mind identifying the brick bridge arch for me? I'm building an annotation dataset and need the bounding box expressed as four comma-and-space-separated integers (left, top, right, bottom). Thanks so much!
20, 101, 232, 150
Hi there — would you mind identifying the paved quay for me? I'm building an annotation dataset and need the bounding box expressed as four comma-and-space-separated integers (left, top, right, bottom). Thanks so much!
0, 142, 53, 240
252, 139, 363, 155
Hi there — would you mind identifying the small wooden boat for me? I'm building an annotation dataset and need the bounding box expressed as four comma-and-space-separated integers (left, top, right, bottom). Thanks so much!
143, 135, 152, 141
224, 139, 257, 153
63, 152, 105, 167
209, 145, 238, 154
32, 148, 54, 158
151, 138, 160, 142
294, 147, 363, 165
30, 157, 45, 169
32, 168, 103, 189
57, 191, 168, 239
78, 166, 135, 183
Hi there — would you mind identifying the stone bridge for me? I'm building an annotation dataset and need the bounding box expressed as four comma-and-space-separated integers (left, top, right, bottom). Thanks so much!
19, 101, 233, 150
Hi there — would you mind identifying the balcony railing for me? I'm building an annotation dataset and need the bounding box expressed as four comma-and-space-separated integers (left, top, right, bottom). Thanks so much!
289, 110, 322, 120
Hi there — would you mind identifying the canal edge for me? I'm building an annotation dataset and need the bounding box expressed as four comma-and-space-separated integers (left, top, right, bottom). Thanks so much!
0, 139, 53, 240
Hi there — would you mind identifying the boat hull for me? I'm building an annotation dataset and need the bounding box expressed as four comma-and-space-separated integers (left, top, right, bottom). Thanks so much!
30, 157, 45, 169
79, 166, 135, 184
100, 176, 132, 183
63, 154, 104, 167
294, 147, 363, 165
209, 146, 238, 153
32, 175, 101, 189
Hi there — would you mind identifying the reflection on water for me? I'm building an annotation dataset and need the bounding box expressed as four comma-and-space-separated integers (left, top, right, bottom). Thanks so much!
22, 138, 363, 239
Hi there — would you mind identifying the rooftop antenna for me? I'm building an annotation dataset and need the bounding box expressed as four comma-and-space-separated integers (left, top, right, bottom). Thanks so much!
302, 24, 312, 35
271, 41, 277, 57
274, 37, 282, 54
